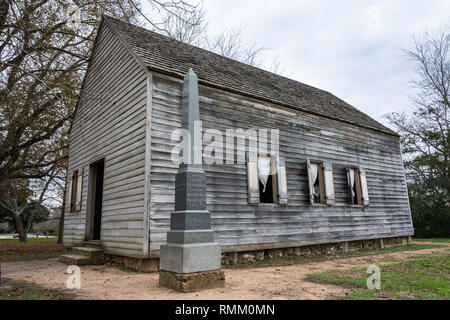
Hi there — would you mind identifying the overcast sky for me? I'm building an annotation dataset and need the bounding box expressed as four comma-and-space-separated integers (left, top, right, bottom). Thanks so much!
200, 1, 450, 126
143, 1, 449, 126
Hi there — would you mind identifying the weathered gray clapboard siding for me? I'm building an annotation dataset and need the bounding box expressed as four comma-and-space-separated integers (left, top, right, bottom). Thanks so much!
63, 23, 148, 258
149, 73, 413, 252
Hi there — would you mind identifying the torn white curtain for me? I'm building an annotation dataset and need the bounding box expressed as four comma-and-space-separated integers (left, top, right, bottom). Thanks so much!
309, 163, 319, 197
349, 168, 355, 199
257, 156, 271, 192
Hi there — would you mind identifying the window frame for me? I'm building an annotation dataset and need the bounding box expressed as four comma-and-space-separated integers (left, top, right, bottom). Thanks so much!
347, 166, 364, 206
307, 159, 326, 205
247, 153, 287, 206
68, 168, 83, 213
70, 170, 78, 213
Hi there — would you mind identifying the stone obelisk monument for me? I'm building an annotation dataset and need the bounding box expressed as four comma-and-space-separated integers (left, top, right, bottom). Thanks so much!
159, 69, 224, 292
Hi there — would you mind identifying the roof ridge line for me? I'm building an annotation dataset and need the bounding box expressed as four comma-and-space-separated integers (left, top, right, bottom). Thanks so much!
102, 15, 398, 137
102, 15, 323, 92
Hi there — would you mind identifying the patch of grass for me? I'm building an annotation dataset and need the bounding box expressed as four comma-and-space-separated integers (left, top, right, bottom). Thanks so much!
0, 240, 65, 262
413, 238, 450, 243
262, 256, 280, 263
355, 243, 443, 255
0, 278, 74, 300
307, 255, 450, 300
224, 243, 444, 270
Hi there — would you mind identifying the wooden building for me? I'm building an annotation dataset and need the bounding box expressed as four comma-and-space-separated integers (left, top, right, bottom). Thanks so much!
63, 16, 414, 267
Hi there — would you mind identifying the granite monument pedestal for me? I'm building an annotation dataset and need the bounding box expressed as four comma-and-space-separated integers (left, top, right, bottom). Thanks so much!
159, 68, 224, 292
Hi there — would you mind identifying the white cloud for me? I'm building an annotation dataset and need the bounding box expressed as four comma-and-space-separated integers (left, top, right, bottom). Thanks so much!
202, 0, 449, 123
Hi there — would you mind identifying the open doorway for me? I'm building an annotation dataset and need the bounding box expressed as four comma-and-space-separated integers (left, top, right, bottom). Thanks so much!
87, 159, 104, 241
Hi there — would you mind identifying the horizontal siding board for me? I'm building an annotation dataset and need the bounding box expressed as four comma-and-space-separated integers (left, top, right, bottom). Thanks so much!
149, 74, 413, 252
63, 24, 147, 256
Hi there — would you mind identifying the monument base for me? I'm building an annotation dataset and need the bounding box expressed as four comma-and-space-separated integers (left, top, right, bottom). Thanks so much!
160, 242, 221, 274
159, 269, 225, 292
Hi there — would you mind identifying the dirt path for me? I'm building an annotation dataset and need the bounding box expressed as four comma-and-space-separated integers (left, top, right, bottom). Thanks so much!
2, 242, 449, 300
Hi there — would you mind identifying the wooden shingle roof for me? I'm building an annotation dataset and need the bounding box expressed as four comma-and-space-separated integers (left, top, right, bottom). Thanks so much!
104, 15, 396, 136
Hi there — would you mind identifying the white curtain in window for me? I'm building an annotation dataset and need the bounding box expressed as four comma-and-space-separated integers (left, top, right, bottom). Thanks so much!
349, 168, 355, 199
258, 156, 271, 192
310, 163, 319, 196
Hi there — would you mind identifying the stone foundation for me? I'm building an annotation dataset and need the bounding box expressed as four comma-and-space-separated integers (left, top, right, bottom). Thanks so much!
104, 236, 412, 272
159, 269, 225, 292
221, 236, 411, 265
104, 255, 159, 272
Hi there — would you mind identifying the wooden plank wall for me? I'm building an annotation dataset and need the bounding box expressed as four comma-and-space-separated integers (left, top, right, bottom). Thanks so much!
63, 24, 148, 258
149, 73, 413, 252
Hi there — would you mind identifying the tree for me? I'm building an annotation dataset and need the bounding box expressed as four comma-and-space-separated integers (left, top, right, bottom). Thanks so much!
33, 209, 60, 237
158, 5, 207, 45
0, 0, 283, 242
204, 25, 266, 67
1, 1, 134, 188
57, 171, 66, 243
0, 0, 200, 242
0, 168, 58, 242
0, 0, 199, 187
385, 24, 450, 237
1, 200, 49, 230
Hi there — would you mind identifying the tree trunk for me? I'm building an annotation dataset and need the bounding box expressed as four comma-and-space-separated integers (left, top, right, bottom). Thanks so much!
15, 217, 27, 243
18, 233, 27, 242
57, 180, 66, 244
24, 208, 38, 241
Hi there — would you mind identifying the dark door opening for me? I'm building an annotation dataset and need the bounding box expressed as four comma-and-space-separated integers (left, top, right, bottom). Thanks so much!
91, 160, 104, 240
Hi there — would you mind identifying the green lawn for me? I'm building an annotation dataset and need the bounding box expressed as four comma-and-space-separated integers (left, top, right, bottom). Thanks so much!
308, 255, 450, 300
0, 279, 74, 300
351, 243, 444, 255
413, 238, 450, 243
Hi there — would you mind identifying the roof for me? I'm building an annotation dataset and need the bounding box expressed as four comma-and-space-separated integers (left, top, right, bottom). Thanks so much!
103, 15, 397, 136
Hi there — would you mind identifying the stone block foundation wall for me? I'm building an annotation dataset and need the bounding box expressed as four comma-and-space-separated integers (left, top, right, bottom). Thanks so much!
104, 254, 160, 272
222, 236, 411, 265
104, 236, 412, 272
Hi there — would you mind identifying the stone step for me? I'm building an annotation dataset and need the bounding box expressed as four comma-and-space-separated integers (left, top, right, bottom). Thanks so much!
72, 246, 103, 259
59, 254, 96, 266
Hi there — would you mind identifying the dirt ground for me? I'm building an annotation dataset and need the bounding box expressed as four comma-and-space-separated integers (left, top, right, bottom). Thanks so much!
1, 241, 449, 300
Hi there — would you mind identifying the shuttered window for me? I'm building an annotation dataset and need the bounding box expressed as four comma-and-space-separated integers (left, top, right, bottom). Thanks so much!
307, 160, 334, 205
307, 160, 323, 204
69, 170, 77, 212
67, 173, 73, 213
75, 169, 83, 211
347, 166, 359, 205
69, 169, 83, 212
247, 155, 288, 205
346, 166, 369, 206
